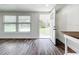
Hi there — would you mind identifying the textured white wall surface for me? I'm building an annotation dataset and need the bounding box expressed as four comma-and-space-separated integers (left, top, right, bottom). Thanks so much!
56, 5, 79, 52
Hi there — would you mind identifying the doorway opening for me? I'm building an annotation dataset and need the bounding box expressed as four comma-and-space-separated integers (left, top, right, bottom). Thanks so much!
39, 9, 55, 44
39, 14, 51, 38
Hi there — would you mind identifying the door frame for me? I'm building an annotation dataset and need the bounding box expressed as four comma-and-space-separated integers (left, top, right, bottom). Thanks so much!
49, 8, 56, 45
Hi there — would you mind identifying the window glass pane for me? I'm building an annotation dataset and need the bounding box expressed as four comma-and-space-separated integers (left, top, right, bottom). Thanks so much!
4, 16, 16, 22
18, 24, 30, 32
18, 16, 30, 22
4, 24, 16, 32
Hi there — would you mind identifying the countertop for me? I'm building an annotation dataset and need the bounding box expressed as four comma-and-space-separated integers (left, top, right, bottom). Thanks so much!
62, 31, 79, 39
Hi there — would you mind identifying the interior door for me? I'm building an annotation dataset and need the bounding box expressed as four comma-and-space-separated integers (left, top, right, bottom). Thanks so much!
50, 8, 56, 44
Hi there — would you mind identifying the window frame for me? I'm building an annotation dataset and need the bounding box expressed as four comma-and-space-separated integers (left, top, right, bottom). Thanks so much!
17, 15, 31, 32
3, 15, 31, 33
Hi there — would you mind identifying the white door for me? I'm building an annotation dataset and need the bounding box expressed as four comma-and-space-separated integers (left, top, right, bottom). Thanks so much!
50, 8, 56, 44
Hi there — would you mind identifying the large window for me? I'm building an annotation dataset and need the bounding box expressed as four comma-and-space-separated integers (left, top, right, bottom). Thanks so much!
18, 16, 30, 32
3, 15, 31, 32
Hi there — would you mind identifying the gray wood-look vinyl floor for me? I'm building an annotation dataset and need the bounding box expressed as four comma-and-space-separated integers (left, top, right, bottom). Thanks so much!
0, 39, 62, 55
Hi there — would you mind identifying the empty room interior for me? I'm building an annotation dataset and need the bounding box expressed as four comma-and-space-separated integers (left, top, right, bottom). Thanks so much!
0, 4, 79, 55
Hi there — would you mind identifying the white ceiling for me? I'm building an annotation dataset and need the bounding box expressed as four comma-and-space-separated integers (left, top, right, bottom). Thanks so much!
0, 4, 55, 12
55, 4, 67, 12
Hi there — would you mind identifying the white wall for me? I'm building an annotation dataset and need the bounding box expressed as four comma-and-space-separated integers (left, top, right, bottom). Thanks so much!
56, 4, 79, 52
0, 12, 39, 38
